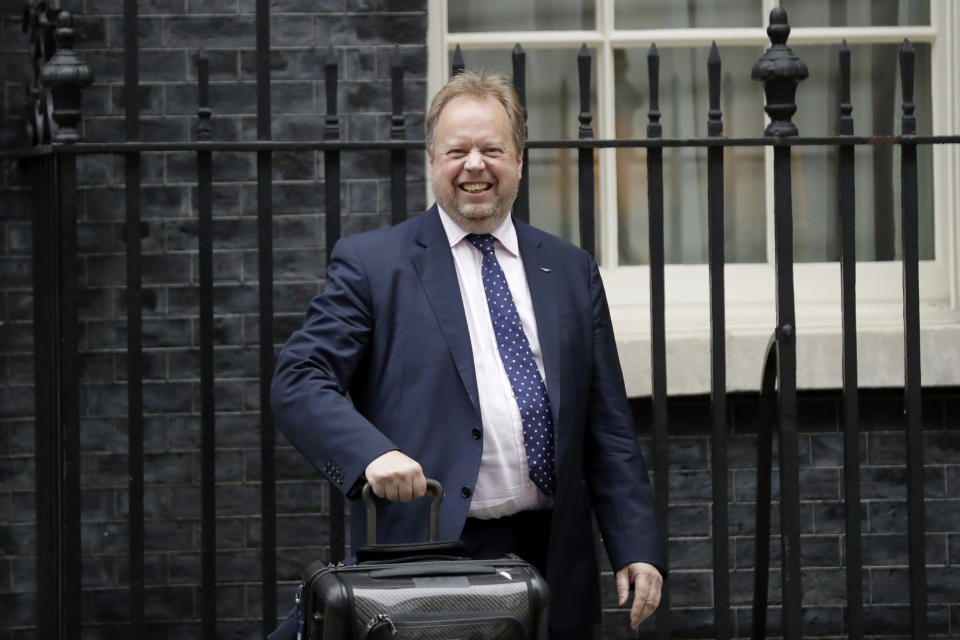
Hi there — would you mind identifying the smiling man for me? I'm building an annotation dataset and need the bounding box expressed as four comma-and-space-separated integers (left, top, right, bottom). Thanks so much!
271, 71, 665, 638
427, 90, 521, 234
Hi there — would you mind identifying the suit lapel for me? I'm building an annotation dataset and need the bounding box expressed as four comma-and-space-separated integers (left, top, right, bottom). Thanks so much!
515, 221, 562, 438
411, 207, 481, 416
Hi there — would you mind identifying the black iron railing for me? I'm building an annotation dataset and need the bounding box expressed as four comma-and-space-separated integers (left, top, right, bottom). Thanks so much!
6, 4, 959, 639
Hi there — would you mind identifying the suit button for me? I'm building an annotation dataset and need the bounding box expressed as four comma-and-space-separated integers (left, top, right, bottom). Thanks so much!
460, 486, 472, 498
471, 428, 481, 440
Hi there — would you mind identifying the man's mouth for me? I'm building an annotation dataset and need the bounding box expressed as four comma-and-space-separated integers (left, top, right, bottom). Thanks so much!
459, 182, 492, 193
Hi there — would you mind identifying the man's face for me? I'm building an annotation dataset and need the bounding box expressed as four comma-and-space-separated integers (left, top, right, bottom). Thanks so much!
428, 95, 522, 233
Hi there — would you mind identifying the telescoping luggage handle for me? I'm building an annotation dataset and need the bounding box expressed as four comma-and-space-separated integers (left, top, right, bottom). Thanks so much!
361, 478, 444, 545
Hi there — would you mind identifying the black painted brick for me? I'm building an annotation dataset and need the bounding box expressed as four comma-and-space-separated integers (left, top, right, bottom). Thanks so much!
82, 488, 117, 520
166, 16, 255, 47
9, 493, 35, 525
375, 43, 425, 78
145, 586, 196, 620
317, 14, 425, 45
187, 0, 237, 13
239, 48, 337, 81
0, 593, 36, 627
862, 603, 950, 634
215, 516, 249, 549
9, 556, 34, 592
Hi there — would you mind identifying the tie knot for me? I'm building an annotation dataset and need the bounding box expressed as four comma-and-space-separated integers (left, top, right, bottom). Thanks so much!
466, 233, 496, 256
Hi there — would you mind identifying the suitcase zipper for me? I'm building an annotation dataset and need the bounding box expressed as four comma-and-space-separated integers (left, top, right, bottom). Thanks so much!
369, 612, 526, 636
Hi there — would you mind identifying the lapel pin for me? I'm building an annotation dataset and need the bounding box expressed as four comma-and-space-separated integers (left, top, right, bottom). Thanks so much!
539, 267, 552, 273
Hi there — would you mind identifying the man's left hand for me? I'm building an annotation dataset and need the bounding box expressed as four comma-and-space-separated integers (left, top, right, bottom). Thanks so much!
615, 561, 662, 629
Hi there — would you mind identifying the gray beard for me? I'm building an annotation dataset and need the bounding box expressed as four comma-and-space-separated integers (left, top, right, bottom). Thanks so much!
434, 182, 517, 235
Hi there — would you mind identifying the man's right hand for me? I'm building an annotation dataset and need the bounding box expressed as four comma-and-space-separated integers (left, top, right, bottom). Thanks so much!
364, 450, 427, 502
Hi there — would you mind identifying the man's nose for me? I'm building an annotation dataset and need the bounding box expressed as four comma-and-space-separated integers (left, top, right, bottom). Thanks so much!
463, 149, 485, 171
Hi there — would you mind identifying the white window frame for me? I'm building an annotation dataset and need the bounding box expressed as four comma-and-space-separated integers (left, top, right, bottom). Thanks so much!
427, 0, 960, 394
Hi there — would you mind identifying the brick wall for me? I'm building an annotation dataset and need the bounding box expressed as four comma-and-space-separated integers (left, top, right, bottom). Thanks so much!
620, 390, 960, 639
1, 0, 38, 632
2, 1, 960, 638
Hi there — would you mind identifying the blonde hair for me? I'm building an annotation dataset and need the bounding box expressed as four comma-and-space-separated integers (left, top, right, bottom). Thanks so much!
425, 71, 525, 155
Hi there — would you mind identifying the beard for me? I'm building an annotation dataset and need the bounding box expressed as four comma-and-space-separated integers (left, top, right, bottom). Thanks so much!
432, 179, 518, 234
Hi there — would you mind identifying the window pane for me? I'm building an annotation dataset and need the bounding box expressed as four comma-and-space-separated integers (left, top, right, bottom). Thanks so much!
454, 48, 599, 251
615, 46, 766, 265
791, 43, 933, 262
615, 0, 762, 29
780, 0, 929, 27
449, 0, 595, 33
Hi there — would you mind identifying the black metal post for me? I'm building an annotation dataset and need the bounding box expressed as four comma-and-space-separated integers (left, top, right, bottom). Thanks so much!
34, 155, 81, 640
899, 39, 928, 640
256, 0, 277, 627
32, 153, 62, 640
34, 12, 90, 638
324, 48, 346, 563
57, 151, 81, 640
512, 43, 529, 223
123, 0, 144, 629
195, 49, 218, 638
752, 333, 778, 640
390, 47, 407, 226
751, 9, 807, 639
706, 42, 730, 640
646, 43, 670, 638
837, 39, 864, 640
577, 44, 594, 256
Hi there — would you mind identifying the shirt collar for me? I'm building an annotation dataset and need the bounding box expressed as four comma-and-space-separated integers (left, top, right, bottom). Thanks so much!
436, 204, 519, 257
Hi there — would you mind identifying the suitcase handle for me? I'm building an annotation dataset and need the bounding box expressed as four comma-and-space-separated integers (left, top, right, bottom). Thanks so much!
369, 562, 496, 579
362, 478, 444, 545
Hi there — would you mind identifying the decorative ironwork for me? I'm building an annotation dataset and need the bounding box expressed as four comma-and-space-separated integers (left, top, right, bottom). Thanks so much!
22, 6, 93, 145
21, 0, 56, 145
38, 11, 93, 143
751, 7, 808, 137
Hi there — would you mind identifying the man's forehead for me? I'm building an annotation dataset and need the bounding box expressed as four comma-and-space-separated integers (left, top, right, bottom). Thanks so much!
437, 128, 509, 142
438, 94, 509, 122
436, 97, 511, 139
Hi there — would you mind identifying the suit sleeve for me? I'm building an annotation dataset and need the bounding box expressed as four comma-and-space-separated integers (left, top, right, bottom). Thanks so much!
581, 255, 667, 576
271, 235, 398, 497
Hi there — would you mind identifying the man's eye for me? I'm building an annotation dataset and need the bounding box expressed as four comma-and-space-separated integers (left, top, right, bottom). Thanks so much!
486, 148, 503, 156
447, 149, 465, 157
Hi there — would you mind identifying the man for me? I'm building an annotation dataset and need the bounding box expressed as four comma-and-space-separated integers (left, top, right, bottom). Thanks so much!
271, 71, 665, 637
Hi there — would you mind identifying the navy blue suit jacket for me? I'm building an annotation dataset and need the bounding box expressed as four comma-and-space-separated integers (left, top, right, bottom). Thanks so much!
271, 205, 664, 630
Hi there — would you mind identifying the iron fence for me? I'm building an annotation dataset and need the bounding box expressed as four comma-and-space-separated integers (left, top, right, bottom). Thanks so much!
6, 3, 960, 639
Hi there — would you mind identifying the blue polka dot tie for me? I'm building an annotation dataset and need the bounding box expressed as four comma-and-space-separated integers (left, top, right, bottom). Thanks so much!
467, 233, 556, 496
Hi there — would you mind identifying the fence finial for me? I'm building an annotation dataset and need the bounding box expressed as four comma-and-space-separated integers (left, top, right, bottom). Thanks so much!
38, 10, 94, 143
647, 43, 661, 139
390, 45, 405, 139
900, 39, 916, 136
577, 44, 592, 138
324, 47, 339, 140
196, 48, 212, 141
751, 8, 807, 137
452, 45, 464, 76
839, 41, 853, 136
707, 42, 722, 137
512, 43, 526, 119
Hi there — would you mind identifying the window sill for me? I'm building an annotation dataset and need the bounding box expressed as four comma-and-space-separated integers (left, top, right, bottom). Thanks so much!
610, 302, 960, 397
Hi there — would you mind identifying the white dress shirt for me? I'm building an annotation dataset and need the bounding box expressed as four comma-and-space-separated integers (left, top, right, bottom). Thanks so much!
437, 206, 553, 518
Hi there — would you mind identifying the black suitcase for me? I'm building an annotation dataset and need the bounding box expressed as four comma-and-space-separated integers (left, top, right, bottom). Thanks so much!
295, 479, 550, 639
